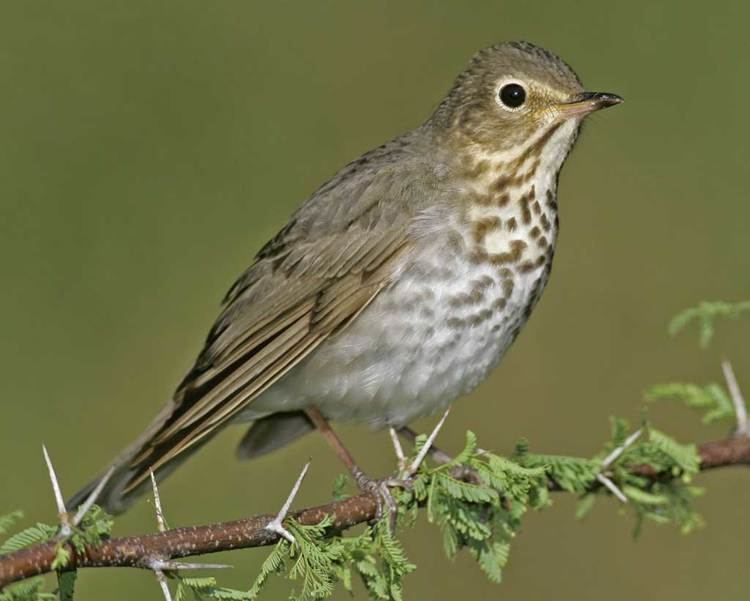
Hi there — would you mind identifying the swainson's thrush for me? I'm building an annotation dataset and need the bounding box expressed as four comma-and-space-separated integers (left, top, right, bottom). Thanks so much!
71, 41, 622, 513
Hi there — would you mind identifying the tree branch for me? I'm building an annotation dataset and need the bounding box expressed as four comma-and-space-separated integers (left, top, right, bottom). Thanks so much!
1, 435, 749, 590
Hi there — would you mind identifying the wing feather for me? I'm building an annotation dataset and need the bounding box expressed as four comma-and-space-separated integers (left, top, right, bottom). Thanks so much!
117, 146, 429, 494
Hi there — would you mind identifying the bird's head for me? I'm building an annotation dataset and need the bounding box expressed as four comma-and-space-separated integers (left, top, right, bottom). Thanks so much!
433, 41, 622, 159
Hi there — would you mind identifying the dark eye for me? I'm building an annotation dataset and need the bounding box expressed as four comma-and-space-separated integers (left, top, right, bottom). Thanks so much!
499, 83, 526, 109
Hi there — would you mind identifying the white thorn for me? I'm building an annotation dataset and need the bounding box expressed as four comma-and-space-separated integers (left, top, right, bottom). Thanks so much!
596, 473, 627, 503
389, 427, 406, 471
150, 471, 167, 533
42, 445, 71, 537
72, 466, 115, 527
42, 445, 66, 515
397, 426, 455, 465
151, 559, 231, 571
153, 568, 173, 601
265, 461, 310, 544
722, 359, 749, 437
601, 428, 643, 468
406, 407, 451, 477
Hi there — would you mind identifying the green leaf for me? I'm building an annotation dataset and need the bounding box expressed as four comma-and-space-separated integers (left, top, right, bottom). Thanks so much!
647, 429, 700, 477
0, 511, 24, 536
51, 545, 70, 571
448, 431, 479, 466
473, 540, 510, 583
575, 494, 596, 520
434, 473, 498, 504
248, 542, 287, 599
330, 474, 349, 501
177, 576, 253, 601
668, 300, 750, 347
0, 578, 57, 601
70, 505, 114, 551
519, 454, 598, 493
646, 382, 741, 426
622, 486, 668, 505
0, 523, 57, 554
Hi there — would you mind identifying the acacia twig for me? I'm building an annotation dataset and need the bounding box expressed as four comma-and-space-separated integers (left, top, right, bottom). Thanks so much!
1, 434, 748, 589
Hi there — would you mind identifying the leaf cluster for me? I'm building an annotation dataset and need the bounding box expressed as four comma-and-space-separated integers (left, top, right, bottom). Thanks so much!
0, 512, 56, 601
0, 506, 113, 601
668, 300, 750, 348
572, 418, 703, 536
646, 382, 744, 425
246, 513, 414, 601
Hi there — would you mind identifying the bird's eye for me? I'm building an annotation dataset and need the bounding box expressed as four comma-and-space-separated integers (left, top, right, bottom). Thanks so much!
498, 83, 526, 109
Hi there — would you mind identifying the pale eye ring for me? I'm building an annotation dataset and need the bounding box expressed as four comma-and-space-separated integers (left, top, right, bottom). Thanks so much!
496, 81, 527, 110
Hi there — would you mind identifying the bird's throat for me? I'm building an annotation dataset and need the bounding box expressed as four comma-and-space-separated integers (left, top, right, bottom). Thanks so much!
459, 121, 576, 274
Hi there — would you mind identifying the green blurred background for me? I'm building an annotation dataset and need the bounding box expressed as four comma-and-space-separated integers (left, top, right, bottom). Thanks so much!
2, 1, 749, 599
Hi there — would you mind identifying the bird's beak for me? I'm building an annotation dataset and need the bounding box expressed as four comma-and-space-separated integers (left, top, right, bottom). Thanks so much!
557, 92, 623, 117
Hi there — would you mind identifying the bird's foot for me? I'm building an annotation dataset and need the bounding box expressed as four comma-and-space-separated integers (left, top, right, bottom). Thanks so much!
353, 470, 411, 531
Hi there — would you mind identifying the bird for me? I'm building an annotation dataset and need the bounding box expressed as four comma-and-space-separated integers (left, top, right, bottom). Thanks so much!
70, 41, 622, 514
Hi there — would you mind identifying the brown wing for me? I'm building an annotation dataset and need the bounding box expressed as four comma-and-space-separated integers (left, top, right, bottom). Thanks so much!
120, 159, 417, 493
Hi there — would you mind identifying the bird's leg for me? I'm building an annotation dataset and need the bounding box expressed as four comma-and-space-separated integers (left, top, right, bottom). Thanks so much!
304, 407, 403, 521
304, 407, 364, 480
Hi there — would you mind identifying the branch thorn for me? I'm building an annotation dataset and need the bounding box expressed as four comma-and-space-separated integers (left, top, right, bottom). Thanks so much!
721, 359, 749, 437
405, 407, 451, 477
150, 471, 168, 533
388, 427, 406, 472
42, 445, 72, 538
150, 559, 231, 571
72, 466, 115, 527
601, 428, 642, 469
265, 461, 311, 544
596, 473, 627, 503
152, 567, 173, 601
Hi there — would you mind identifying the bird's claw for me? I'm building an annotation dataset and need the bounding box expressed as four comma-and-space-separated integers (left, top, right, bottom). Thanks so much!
354, 472, 410, 531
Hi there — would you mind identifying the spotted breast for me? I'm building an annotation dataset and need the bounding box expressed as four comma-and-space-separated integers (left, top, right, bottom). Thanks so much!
248, 119, 577, 429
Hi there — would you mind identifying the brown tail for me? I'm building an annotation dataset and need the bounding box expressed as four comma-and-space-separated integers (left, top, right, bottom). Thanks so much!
69, 405, 315, 515
67, 401, 207, 515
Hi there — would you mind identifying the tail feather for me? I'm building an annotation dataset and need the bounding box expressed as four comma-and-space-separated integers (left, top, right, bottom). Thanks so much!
67, 401, 202, 515
69, 406, 315, 515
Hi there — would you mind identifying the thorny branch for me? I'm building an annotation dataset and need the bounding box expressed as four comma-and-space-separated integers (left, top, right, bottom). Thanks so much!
1, 434, 749, 590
